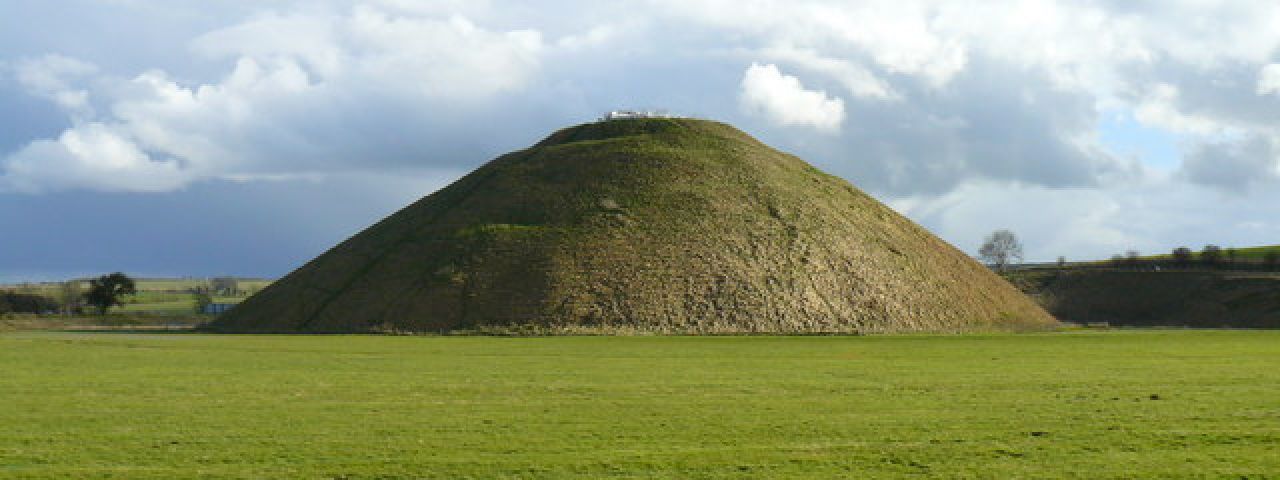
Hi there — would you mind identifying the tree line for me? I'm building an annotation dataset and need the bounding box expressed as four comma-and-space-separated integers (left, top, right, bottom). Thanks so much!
0, 272, 136, 315
1106, 245, 1280, 271
1, 273, 251, 315
976, 229, 1280, 272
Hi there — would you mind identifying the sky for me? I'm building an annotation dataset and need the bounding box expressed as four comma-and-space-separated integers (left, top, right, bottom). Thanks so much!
4, 0, 1280, 282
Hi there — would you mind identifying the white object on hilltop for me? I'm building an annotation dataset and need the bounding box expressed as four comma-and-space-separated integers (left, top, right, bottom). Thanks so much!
598, 110, 683, 121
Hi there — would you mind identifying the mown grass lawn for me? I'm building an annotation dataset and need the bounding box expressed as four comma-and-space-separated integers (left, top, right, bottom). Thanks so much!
1, 330, 1277, 478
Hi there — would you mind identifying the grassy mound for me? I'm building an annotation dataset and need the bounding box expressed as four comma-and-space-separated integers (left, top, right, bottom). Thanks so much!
210, 119, 1054, 333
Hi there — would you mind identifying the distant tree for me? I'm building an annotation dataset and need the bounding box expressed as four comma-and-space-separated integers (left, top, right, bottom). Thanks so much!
55, 281, 83, 316
1265, 251, 1280, 271
1226, 248, 1238, 266
85, 273, 136, 315
1201, 245, 1222, 267
1056, 256, 1066, 268
978, 229, 1023, 271
210, 277, 238, 296
0, 291, 59, 314
1125, 250, 1141, 268
1110, 254, 1125, 267
1171, 247, 1193, 267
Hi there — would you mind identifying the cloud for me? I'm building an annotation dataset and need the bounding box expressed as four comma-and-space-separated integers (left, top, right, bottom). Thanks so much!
5, 0, 1280, 269
1, 123, 186, 193
1257, 63, 1280, 96
739, 63, 845, 132
654, 0, 970, 87
8, 0, 1280, 197
1133, 83, 1228, 136
1180, 136, 1279, 191
893, 178, 1280, 262
756, 46, 897, 100
191, 8, 544, 100
0, 5, 558, 193
14, 54, 97, 114
1, 6, 551, 193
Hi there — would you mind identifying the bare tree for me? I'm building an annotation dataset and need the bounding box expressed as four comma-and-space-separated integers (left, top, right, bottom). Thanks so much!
978, 229, 1023, 271
55, 281, 83, 316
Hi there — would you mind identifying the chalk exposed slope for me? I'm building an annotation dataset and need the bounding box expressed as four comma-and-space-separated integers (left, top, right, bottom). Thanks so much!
210, 119, 1055, 333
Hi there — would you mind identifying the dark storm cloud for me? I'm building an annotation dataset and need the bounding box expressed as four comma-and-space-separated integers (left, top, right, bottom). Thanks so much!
1180, 136, 1278, 191
0, 171, 456, 282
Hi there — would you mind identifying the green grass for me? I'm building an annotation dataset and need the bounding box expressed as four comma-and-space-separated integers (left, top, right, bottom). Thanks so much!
1, 331, 1277, 478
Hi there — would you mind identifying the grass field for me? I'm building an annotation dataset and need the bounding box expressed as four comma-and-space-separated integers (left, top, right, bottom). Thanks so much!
1, 330, 1277, 478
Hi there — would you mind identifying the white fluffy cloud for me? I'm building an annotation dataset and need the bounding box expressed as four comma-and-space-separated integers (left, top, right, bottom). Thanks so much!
739, 63, 845, 131
14, 55, 97, 115
756, 46, 897, 100
1, 6, 550, 193
2, 123, 187, 193
1133, 84, 1227, 136
192, 8, 544, 100
1257, 63, 1280, 96
10, 0, 1280, 195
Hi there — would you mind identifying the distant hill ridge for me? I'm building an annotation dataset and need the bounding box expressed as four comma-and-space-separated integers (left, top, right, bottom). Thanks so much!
210, 118, 1054, 334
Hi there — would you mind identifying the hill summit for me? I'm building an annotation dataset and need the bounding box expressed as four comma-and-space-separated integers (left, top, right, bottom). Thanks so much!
210, 118, 1055, 334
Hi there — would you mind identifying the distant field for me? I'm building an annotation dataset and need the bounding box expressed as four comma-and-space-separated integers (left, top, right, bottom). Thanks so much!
1, 331, 1276, 478
123, 278, 273, 293
1, 278, 272, 294
1, 278, 271, 315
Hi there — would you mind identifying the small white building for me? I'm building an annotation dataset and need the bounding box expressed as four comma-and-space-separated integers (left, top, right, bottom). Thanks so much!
598, 110, 682, 121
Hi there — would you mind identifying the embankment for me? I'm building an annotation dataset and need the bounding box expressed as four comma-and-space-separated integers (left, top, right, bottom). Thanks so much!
1008, 269, 1280, 328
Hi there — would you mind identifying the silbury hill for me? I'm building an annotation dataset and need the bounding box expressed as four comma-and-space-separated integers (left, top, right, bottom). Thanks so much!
209, 119, 1055, 334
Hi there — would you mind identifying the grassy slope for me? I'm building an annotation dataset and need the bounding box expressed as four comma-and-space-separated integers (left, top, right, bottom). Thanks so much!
1, 331, 1277, 478
1230, 244, 1280, 260
215, 119, 1052, 333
